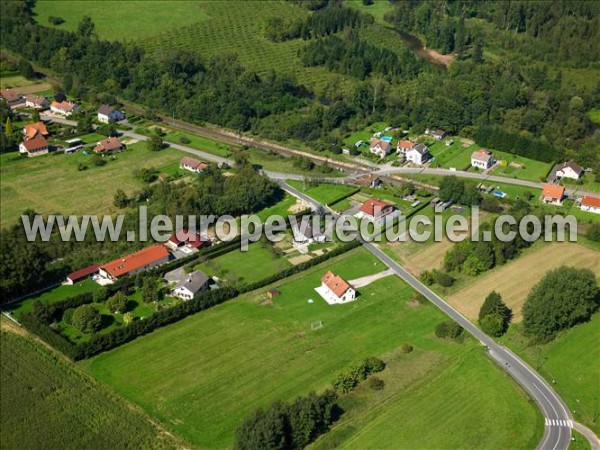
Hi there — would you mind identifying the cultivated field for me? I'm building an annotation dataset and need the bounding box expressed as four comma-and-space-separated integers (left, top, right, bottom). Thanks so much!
0, 143, 185, 226
0, 324, 180, 449
84, 247, 541, 448
447, 242, 600, 322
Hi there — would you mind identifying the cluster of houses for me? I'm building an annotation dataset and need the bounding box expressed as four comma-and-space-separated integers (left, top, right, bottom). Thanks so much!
539, 183, 599, 214
1, 88, 50, 110
66, 231, 213, 300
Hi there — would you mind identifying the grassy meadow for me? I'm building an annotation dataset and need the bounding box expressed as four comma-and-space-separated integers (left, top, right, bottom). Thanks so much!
287, 180, 358, 206
0, 325, 180, 449
83, 247, 542, 448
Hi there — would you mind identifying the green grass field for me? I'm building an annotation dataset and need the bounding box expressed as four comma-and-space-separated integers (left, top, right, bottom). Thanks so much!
0, 327, 179, 449
83, 247, 541, 448
429, 140, 476, 170
0, 142, 185, 226
287, 180, 358, 206
588, 109, 600, 124
489, 149, 552, 182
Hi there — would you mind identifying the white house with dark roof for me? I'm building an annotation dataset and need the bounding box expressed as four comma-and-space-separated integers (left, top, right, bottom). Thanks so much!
405, 143, 431, 165
97, 104, 125, 123
171, 270, 211, 300
425, 128, 447, 140
548, 161, 584, 182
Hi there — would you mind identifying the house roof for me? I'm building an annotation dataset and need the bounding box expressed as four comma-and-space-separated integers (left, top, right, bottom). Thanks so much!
168, 230, 208, 248
25, 94, 47, 105
321, 271, 352, 298
397, 140, 414, 150
429, 128, 446, 137
359, 198, 394, 216
541, 183, 565, 200
581, 196, 600, 208
51, 100, 77, 111
353, 174, 382, 187
67, 264, 99, 282
180, 156, 208, 170
557, 160, 584, 175
410, 143, 429, 155
370, 139, 391, 153
95, 137, 122, 153
1, 88, 22, 103
471, 149, 493, 162
173, 270, 210, 295
23, 121, 49, 139
100, 244, 170, 278
98, 104, 117, 115
21, 134, 48, 151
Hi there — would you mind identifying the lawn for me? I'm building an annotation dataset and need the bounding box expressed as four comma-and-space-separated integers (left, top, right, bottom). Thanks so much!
164, 130, 232, 157
447, 242, 600, 322
489, 149, 553, 182
588, 109, 600, 124
0, 325, 180, 449
429, 139, 476, 170
0, 75, 39, 88
33, 1, 206, 41
255, 193, 303, 222
342, 121, 390, 150
504, 314, 600, 435
0, 142, 185, 227
287, 180, 358, 206
194, 241, 292, 286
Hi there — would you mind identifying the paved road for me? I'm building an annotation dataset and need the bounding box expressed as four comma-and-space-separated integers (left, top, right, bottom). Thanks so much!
280, 180, 578, 450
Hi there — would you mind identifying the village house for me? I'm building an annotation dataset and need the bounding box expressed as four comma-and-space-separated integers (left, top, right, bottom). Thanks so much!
548, 161, 584, 182
171, 270, 211, 300
369, 138, 392, 158
97, 104, 125, 123
579, 196, 600, 214
50, 100, 78, 116
165, 230, 210, 254
353, 173, 383, 188
292, 222, 327, 247
22, 121, 49, 140
98, 244, 170, 282
19, 133, 49, 157
0, 88, 25, 108
356, 198, 398, 222
396, 139, 414, 161
405, 143, 431, 165
540, 183, 565, 206
65, 264, 99, 285
425, 128, 447, 140
315, 271, 356, 305
94, 136, 123, 154
471, 149, 496, 170
180, 156, 209, 174
24, 94, 49, 109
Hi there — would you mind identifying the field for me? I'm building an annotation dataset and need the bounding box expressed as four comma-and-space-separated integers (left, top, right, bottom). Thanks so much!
287, 180, 358, 206
0, 324, 179, 449
489, 149, 553, 182
0, 143, 185, 226
588, 109, 600, 124
429, 139, 476, 170
505, 314, 600, 434
447, 242, 600, 322
83, 247, 541, 448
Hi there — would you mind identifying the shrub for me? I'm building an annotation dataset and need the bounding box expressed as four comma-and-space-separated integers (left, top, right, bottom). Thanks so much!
420, 270, 435, 286
71, 305, 102, 334
435, 270, 454, 287
106, 292, 128, 314
363, 356, 385, 373
368, 376, 385, 390
435, 320, 463, 339
62, 308, 75, 325
48, 16, 65, 25
178, 135, 191, 144
401, 343, 413, 353
77, 163, 88, 171
587, 222, 600, 242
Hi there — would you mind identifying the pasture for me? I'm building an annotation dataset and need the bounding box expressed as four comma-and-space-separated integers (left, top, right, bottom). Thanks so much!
0, 325, 179, 449
447, 242, 600, 322
0, 143, 185, 226
83, 247, 541, 448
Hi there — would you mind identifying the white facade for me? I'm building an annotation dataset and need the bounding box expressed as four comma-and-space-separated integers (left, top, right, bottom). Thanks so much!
405, 145, 430, 165
315, 283, 356, 305
171, 285, 195, 300
98, 109, 125, 123
556, 166, 581, 180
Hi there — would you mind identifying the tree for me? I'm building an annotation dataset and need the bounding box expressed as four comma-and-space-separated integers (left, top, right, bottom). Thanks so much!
71, 304, 102, 334
472, 41, 484, 64
147, 133, 163, 152
4, 117, 12, 137
55, 91, 67, 103
587, 223, 600, 242
113, 189, 129, 208
18, 58, 35, 79
435, 320, 463, 339
77, 16, 95, 38
479, 291, 512, 336
141, 277, 158, 303
106, 292, 128, 314
522, 267, 599, 341
31, 109, 41, 122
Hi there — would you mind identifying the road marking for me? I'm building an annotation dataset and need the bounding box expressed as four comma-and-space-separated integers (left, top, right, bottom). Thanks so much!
546, 418, 573, 428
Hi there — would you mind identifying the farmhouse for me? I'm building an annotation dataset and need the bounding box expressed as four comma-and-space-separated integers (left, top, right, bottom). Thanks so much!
98, 244, 170, 281
0, 88, 24, 108
19, 133, 49, 157
97, 104, 125, 123
180, 156, 208, 174
471, 149, 496, 170
94, 136, 123, 154
579, 196, 600, 214
165, 230, 210, 253
369, 139, 392, 158
540, 183, 565, 206
171, 270, 210, 300
356, 198, 397, 222
405, 143, 431, 165
315, 271, 356, 305
548, 161, 584, 182
23, 121, 49, 139
24, 94, 49, 109
50, 100, 78, 116
65, 264, 99, 285
425, 128, 447, 140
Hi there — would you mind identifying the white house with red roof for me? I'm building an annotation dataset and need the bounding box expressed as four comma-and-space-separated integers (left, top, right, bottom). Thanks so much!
356, 198, 398, 222
65, 264, 99, 285
98, 244, 170, 282
19, 133, 49, 157
579, 196, 600, 214
471, 149, 496, 170
50, 100, 78, 116
369, 139, 392, 158
540, 183, 565, 206
180, 157, 208, 174
165, 230, 210, 254
94, 137, 123, 154
315, 271, 356, 305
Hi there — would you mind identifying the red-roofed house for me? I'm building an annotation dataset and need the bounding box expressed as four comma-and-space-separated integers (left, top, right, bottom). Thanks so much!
165, 230, 211, 253
94, 137, 123, 154
471, 149, 496, 170
25, 94, 49, 109
369, 139, 392, 158
23, 121, 49, 140
580, 196, 600, 214
50, 100, 78, 116
1, 88, 25, 108
180, 157, 208, 174
19, 134, 49, 157
98, 244, 170, 281
315, 271, 356, 305
540, 184, 565, 206
66, 264, 99, 285
357, 198, 398, 221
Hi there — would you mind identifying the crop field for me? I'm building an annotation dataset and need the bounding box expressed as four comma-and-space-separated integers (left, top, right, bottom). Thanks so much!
0, 143, 185, 227
83, 247, 541, 448
506, 314, 600, 435
287, 180, 358, 206
0, 325, 179, 449
447, 242, 600, 322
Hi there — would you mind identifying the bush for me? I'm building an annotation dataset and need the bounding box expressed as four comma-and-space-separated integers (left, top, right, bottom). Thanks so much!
106, 292, 128, 314
71, 305, 102, 334
420, 270, 435, 286
62, 308, 75, 325
435, 320, 463, 339
587, 222, 600, 242
368, 376, 385, 390
363, 356, 385, 373
401, 343, 413, 353
434, 270, 454, 287
48, 16, 65, 25
77, 163, 88, 171
478, 291, 511, 336
178, 135, 191, 144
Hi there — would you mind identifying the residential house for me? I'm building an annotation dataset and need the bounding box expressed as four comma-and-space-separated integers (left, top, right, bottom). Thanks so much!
369, 139, 392, 158
98, 244, 170, 281
171, 270, 210, 300
356, 198, 397, 222
548, 161, 584, 182
579, 196, 600, 214
94, 136, 123, 154
353, 173, 383, 188
25, 94, 49, 109
315, 271, 356, 305
50, 100, 78, 116
540, 183, 565, 206
405, 143, 431, 165
180, 156, 208, 174
471, 149, 496, 170
22, 121, 49, 140
425, 128, 447, 140
396, 139, 414, 161
19, 134, 49, 157
65, 264, 99, 285
165, 230, 210, 254
0, 88, 24, 108
97, 104, 125, 123
292, 222, 327, 247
